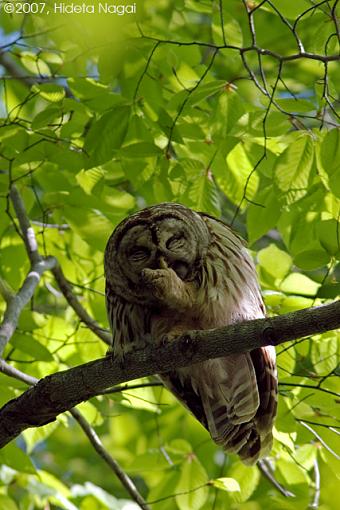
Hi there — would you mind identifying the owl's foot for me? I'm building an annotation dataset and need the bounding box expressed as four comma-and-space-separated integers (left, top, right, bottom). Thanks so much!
141, 268, 192, 308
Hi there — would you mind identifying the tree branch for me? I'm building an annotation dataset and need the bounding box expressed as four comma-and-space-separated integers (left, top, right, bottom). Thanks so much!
52, 265, 111, 346
8, 184, 111, 346
9, 185, 42, 265
0, 300, 338, 448
0, 360, 150, 510
0, 256, 57, 356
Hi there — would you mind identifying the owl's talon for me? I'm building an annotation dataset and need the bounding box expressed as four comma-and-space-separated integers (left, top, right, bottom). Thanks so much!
118, 354, 126, 370
140, 334, 153, 349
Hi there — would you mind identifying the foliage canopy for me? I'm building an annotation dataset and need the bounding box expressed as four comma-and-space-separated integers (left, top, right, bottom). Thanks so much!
0, 1, 339, 509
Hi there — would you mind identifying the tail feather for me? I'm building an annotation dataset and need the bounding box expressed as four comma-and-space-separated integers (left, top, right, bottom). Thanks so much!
161, 349, 277, 465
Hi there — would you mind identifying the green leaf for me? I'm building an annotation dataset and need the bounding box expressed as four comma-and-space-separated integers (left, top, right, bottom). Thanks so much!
118, 142, 163, 158
20, 51, 51, 75
11, 333, 54, 361
210, 477, 240, 492
64, 207, 114, 251
228, 464, 260, 503
280, 273, 320, 296
275, 134, 314, 203
0, 443, 36, 474
318, 128, 340, 198
32, 106, 61, 130
268, 0, 310, 19
276, 458, 308, 485
23, 422, 59, 454
274, 399, 297, 434
189, 172, 221, 216
257, 244, 292, 280
71, 482, 120, 509
0, 496, 19, 510
311, 335, 339, 376
32, 83, 65, 102
275, 98, 316, 113
212, 11, 243, 46
186, 80, 226, 107
294, 249, 330, 270
68, 77, 109, 99
317, 282, 340, 299
316, 219, 340, 256
294, 444, 317, 471
211, 91, 245, 139
247, 186, 281, 243
120, 385, 160, 413
84, 105, 131, 168
76, 168, 105, 195
277, 344, 296, 376
176, 455, 209, 510
168, 439, 193, 455
214, 143, 259, 207
148, 470, 181, 510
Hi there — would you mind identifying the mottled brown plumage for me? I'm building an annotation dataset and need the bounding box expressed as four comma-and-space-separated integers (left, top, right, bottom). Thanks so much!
104, 203, 277, 464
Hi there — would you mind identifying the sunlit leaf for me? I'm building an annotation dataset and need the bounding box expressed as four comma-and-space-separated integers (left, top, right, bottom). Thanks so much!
228, 464, 260, 503
258, 244, 292, 280
280, 273, 320, 296
0, 444, 36, 474
275, 135, 314, 204
176, 455, 209, 510
84, 106, 131, 168
311, 335, 339, 376
33, 84, 65, 102
210, 477, 240, 492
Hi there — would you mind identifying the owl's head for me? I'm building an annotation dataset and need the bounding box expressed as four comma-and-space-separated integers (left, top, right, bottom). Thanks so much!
105, 203, 210, 303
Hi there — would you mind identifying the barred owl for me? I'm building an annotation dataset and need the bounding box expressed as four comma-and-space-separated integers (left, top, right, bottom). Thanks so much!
104, 203, 277, 464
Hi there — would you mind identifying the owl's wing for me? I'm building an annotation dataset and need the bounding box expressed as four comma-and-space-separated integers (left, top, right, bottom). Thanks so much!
161, 348, 277, 465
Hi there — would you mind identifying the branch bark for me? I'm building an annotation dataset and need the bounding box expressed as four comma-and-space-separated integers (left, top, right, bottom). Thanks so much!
0, 299, 339, 448
0, 256, 57, 356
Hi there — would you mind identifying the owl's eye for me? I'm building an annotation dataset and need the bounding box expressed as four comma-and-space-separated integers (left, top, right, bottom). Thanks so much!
166, 234, 185, 251
129, 247, 150, 262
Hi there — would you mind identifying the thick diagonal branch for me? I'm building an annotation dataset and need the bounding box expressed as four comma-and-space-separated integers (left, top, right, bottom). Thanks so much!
0, 299, 338, 448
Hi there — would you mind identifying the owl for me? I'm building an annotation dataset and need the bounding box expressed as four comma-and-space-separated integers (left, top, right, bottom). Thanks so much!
104, 203, 277, 464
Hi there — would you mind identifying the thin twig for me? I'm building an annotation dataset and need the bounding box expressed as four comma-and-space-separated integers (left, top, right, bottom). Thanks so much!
309, 458, 321, 509
99, 381, 163, 395
257, 459, 295, 498
300, 421, 340, 460
70, 409, 151, 510
52, 265, 112, 346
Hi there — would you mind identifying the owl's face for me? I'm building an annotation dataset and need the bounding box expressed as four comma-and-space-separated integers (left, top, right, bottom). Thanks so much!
105, 203, 210, 302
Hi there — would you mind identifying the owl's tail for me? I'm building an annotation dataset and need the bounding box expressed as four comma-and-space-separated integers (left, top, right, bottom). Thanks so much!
199, 350, 277, 465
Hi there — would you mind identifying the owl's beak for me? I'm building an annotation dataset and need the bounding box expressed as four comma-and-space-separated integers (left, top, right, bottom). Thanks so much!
158, 256, 168, 269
